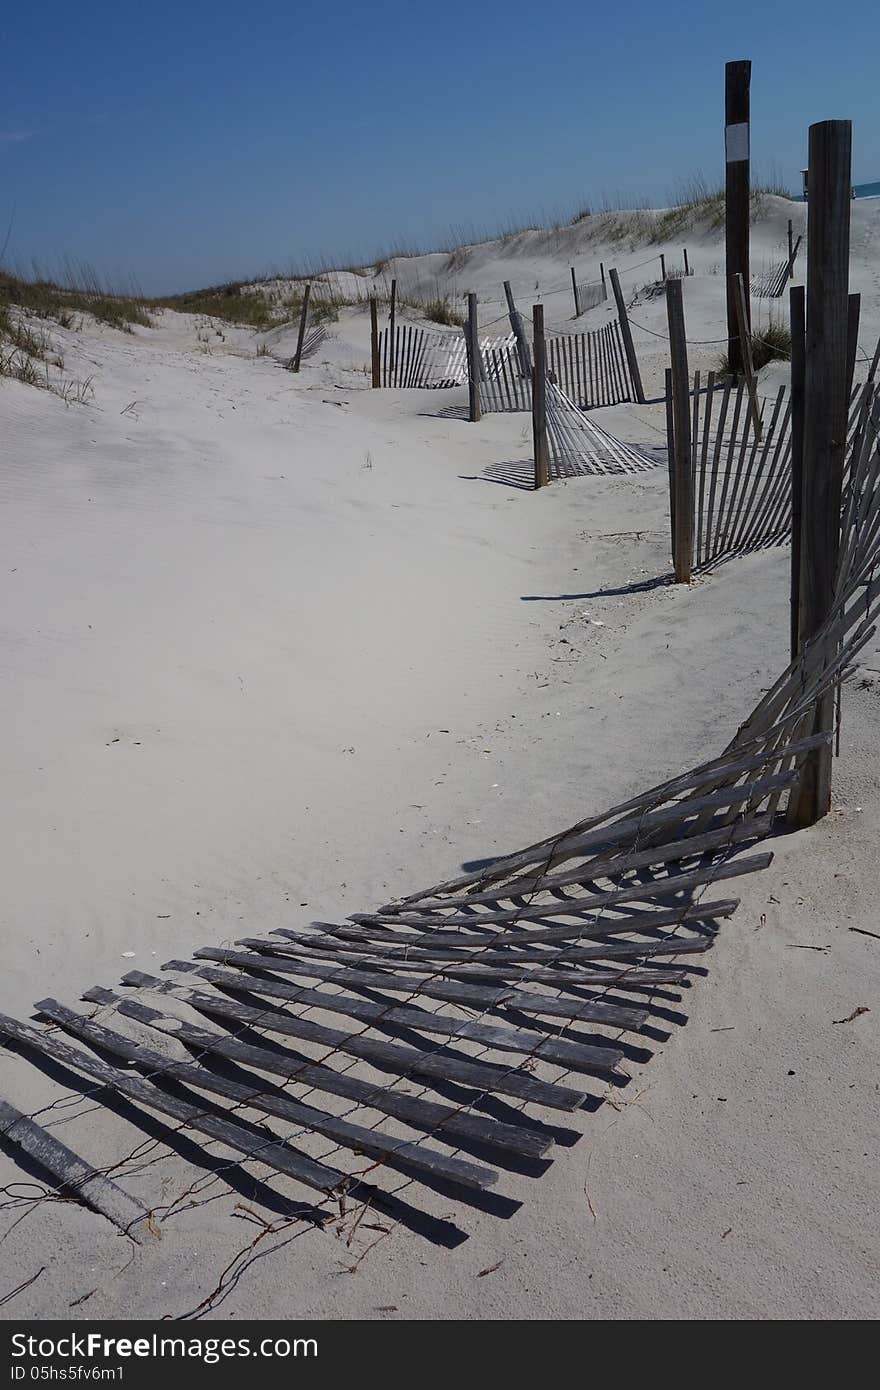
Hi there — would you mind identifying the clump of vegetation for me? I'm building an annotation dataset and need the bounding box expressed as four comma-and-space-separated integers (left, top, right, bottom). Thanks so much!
420, 295, 464, 327
0, 298, 94, 403
717, 318, 792, 376
570, 206, 592, 224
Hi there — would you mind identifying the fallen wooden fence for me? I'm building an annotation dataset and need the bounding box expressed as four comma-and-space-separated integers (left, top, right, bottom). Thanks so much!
545, 383, 659, 478
2, 396, 877, 1250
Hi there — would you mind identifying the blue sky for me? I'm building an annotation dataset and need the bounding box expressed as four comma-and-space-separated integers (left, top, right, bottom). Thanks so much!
2, 0, 878, 295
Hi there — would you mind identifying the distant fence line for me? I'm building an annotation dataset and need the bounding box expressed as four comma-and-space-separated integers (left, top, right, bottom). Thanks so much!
751, 236, 802, 300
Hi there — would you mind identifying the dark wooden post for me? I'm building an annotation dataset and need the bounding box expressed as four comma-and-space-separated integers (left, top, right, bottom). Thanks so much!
466, 291, 481, 423
793, 119, 852, 826
369, 297, 380, 388
789, 284, 806, 662
600, 262, 607, 298
292, 282, 311, 372
665, 278, 694, 582
660, 253, 667, 282
733, 271, 762, 437
389, 277, 397, 382
503, 280, 531, 377
532, 304, 549, 489
664, 367, 677, 558
725, 60, 751, 376
788, 218, 794, 273
608, 267, 645, 403
846, 292, 861, 397
683, 247, 691, 277
570, 267, 581, 317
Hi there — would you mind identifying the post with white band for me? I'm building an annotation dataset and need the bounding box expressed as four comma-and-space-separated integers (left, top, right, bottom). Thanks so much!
725, 60, 751, 376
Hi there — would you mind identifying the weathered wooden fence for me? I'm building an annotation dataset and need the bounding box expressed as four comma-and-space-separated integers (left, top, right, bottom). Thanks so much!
546, 383, 658, 478
751, 237, 802, 300
667, 371, 871, 571
573, 277, 607, 314
377, 326, 515, 389
546, 322, 636, 409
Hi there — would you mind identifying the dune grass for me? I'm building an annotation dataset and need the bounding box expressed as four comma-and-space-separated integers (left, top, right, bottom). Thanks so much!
0, 267, 152, 332
716, 318, 792, 376
152, 279, 342, 330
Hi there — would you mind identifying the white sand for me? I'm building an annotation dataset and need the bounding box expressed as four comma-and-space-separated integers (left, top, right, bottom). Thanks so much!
1, 197, 878, 1319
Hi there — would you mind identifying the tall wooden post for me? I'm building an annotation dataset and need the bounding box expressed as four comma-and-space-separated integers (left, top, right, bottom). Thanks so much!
369, 297, 380, 388
600, 262, 607, 298
660, 253, 667, 282
788, 218, 794, 274
532, 304, 549, 489
466, 291, 481, 423
666, 278, 693, 582
793, 119, 852, 826
608, 268, 645, 403
292, 282, 311, 372
789, 284, 806, 662
389, 277, 397, 381
570, 267, 581, 317
503, 280, 531, 378
683, 247, 691, 277
725, 60, 751, 376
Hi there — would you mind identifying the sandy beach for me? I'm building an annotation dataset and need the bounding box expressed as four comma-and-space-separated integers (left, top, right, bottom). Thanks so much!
1, 195, 878, 1320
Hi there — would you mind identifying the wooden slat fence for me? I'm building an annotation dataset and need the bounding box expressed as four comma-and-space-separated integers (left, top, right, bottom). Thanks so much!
574, 279, 607, 314
479, 340, 532, 412
674, 372, 868, 570
378, 328, 515, 388
546, 322, 635, 409
751, 237, 802, 299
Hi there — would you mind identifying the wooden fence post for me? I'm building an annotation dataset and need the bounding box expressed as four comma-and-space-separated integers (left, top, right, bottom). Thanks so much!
369, 297, 380, 388
683, 247, 691, 277
608, 268, 645, 403
389, 277, 397, 382
846, 292, 861, 397
660, 253, 667, 282
570, 267, 581, 317
793, 119, 852, 827
789, 284, 806, 662
664, 366, 677, 558
666, 278, 693, 582
600, 262, 607, 298
788, 218, 794, 273
292, 282, 311, 373
725, 59, 751, 376
532, 304, 549, 489
466, 291, 481, 423
503, 280, 531, 378
733, 271, 762, 438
